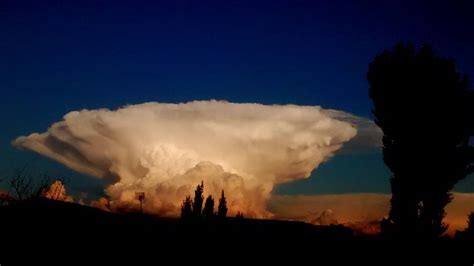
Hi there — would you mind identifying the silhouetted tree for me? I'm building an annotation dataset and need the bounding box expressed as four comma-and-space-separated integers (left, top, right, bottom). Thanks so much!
181, 196, 193, 220
9, 168, 53, 201
467, 212, 474, 232
203, 195, 215, 218
455, 212, 474, 240
217, 190, 228, 218
236, 212, 244, 219
368, 42, 474, 238
192, 181, 204, 217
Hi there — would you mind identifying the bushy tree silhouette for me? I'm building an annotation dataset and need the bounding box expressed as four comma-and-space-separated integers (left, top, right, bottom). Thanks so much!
192, 181, 204, 217
236, 212, 244, 219
455, 212, 474, 240
181, 196, 193, 220
467, 212, 474, 232
9, 168, 55, 201
463, 211, 474, 237
203, 195, 215, 218
217, 190, 228, 218
368, 43, 474, 238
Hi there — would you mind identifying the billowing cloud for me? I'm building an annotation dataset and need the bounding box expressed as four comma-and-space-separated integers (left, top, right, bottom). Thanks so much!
41, 180, 74, 202
90, 197, 111, 212
14, 100, 368, 217
269, 193, 474, 235
311, 209, 338, 225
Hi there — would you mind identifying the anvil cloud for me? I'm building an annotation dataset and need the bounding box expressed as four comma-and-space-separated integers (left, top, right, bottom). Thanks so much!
14, 100, 371, 217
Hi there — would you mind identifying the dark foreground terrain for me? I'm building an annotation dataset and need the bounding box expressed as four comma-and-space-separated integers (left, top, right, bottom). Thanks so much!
0, 198, 354, 242
3, 198, 473, 262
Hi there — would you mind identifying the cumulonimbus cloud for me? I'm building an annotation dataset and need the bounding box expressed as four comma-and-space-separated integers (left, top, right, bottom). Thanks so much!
13, 100, 373, 217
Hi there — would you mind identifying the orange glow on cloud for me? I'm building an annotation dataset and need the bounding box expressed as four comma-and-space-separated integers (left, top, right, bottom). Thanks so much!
14, 101, 370, 217
41, 180, 74, 203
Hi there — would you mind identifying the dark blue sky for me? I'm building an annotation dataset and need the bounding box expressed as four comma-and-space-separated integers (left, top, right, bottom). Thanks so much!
1, 0, 474, 196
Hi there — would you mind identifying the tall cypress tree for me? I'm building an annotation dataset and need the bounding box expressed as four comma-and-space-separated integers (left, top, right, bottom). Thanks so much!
180, 196, 193, 220
203, 195, 215, 218
368, 43, 474, 238
192, 181, 204, 217
217, 190, 228, 218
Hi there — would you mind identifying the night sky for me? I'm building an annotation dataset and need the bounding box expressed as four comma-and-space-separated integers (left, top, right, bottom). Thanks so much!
2, 0, 474, 197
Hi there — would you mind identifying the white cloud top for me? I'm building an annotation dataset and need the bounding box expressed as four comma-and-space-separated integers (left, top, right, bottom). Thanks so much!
14, 100, 364, 217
